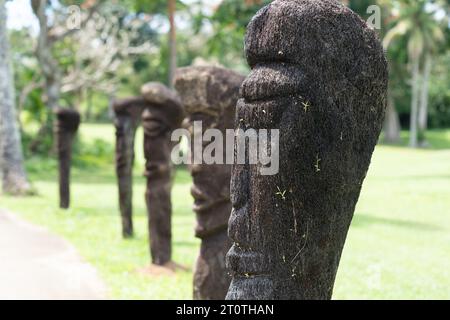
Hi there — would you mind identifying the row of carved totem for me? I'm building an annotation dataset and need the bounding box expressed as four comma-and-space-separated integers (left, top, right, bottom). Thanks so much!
112, 71, 240, 299
56, 0, 387, 300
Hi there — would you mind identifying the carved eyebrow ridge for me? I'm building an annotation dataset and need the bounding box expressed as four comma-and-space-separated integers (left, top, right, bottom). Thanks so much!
241, 62, 306, 104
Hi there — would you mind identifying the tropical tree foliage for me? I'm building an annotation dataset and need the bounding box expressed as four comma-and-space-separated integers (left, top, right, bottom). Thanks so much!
2, 0, 449, 161
383, 0, 447, 147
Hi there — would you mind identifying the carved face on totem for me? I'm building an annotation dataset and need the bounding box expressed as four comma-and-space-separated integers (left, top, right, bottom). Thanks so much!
54, 108, 81, 154
54, 108, 81, 134
174, 66, 244, 237
113, 97, 147, 170
226, 0, 388, 299
142, 107, 173, 179
113, 97, 147, 125
141, 83, 184, 179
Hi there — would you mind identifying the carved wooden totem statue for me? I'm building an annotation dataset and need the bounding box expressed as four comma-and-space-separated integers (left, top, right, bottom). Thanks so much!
226, 0, 388, 299
113, 97, 147, 238
174, 66, 245, 300
54, 108, 81, 209
141, 82, 184, 265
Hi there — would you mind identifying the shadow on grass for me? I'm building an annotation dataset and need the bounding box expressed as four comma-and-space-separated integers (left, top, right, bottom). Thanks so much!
73, 203, 193, 218
29, 171, 145, 185
352, 213, 443, 232
29, 167, 191, 187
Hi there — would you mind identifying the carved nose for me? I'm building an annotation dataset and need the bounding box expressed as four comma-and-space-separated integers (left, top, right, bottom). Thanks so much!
191, 185, 206, 200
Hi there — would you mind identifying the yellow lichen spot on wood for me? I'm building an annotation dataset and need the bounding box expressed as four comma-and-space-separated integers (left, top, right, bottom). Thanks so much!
315, 154, 321, 172
302, 101, 310, 112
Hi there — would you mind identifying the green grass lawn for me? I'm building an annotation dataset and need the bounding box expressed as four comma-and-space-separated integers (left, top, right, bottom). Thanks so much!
1, 124, 450, 299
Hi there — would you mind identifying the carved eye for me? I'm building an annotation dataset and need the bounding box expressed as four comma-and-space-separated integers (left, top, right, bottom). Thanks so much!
144, 119, 167, 137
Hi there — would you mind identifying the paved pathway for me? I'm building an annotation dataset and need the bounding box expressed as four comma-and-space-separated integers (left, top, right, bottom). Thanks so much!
0, 209, 106, 300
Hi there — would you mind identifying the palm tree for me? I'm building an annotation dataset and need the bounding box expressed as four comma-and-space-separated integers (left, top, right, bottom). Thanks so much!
417, 2, 446, 146
383, 0, 445, 147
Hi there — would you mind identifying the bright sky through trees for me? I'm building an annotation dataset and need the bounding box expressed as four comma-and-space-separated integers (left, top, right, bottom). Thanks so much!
6, 0, 223, 31
6, 0, 38, 30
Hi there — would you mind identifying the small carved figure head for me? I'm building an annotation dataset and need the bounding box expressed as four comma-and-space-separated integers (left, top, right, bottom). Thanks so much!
54, 108, 81, 134
141, 82, 184, 179
174, 66, 244, 237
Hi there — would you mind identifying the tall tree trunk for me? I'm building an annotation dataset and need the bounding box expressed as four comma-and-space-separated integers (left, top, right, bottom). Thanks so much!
168, 0, 176, 88
383, 88, 401, 143
409, 56, 420, 148
29, 0, 62, 153
418, 53, 431, 147
0, 0, 31, 195
33, 0, 61, 111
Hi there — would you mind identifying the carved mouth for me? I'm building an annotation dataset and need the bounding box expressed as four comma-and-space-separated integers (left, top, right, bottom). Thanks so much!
241, 63, 305, 103
193, 202, 210, 213
227, 244, 269, 276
